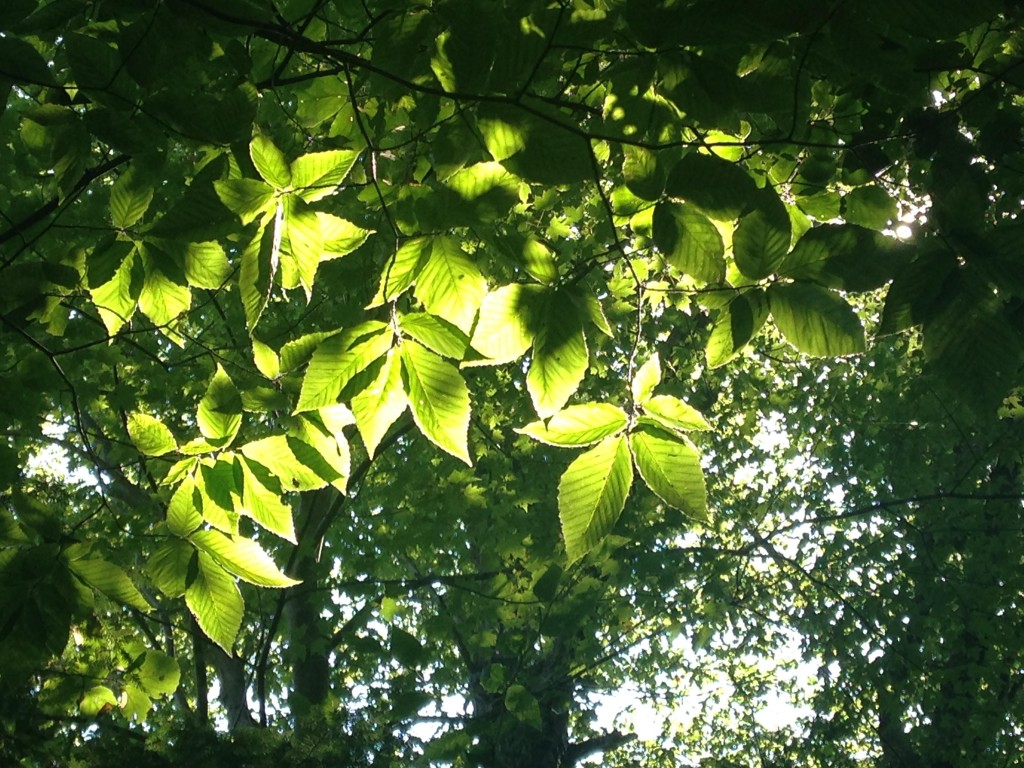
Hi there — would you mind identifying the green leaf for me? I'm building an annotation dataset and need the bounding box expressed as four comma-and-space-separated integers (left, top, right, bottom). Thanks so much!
520, 237, 559, 284
79, 685, 118, 717
90, 243, 140, 336
414, 237, 487, 334
240, 435, 329, 492
401, 340, 472, 465
505, 684, 542, 729
632, 353, 662, 405
197, 365, 243, 445
623, 144, 666, 201
517, 403, 628, 447
185, 552, 244, 653
69, 558, 151, 612
399, 312, 468, 359
183, 242, 232, 289
127, 413, 177, 457
527, 295, 589, 418
558, 435, 633, 563
239, 220, 278, 331
369, 236, 432, 306
665, 152, 757, 220
252, 339, 280, 379
292, 413, 350, 493
138, 252, 191, 330
110, 166, 154, 229
239, 458, 297, 542
642, 395, 712, 432
190, 529, 299, 587
167, 476, 203, 537
706, 290, 769, 368
295, 326, 393, 413
281, 194, 323, 295
318, 212, 373, 258
351, 348, 409, 458
0, 36, 57, 86
652, 202, 726, 283
780, 224, 905, 292
147, 539, 194, 598
469, 283, 546, 364
214, 178, 275, 225
768, 282, 866, 357
291, 149, 361, 202
134, 650, 180, 697
250, 134, 292, 189
198, 458, 240, 534
842, 185, 897, 230
629, 425, 707, 521
733, 189, 791, 279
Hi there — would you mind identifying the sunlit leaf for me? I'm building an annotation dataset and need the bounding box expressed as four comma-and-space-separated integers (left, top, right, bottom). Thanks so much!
629, 425, 707, 521
401, 340, 472, 465
517, 403, 628, 447
768, 282, 866, 356
185, 552, 243, 653
127, 413, 177, 457
191, 529, 299, 587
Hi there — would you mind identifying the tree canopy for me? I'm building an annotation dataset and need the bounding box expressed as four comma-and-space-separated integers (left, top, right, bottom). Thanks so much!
2, 0, 1024, 765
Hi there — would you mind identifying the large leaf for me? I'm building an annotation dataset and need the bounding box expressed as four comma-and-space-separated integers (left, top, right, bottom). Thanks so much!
240, 435, 330, 492
369, 236, 432, 306
351, 348, 409, 457
127, 413, 177, 457
250, 135, 292, 189
109, 166, 154, 229
185, 552, 244, 653
629, 425, 707, 521
768, 282, 866, 357
147, 539, 194, 598
527, 295, 589, 418
190, 529, 299, 588
238, 458, 297, 542
414, 237, 487, 334
400, 340, 472, 465
642, 395, 712, 432
558, 434, 633, 563
239, 220, 279, 331
469, 283, 546, 364
631, 353, 662, 406
197, 364, 243, 445
733, 186, 791, 279
517, 403, 628, 447
214, 178, 275, 225
291, 149, 361, 202
665, 152, 757, 220
652, 202, 726, 283
706, 290, 769, 367
68, 558, 151, 612
166, 476, 203, 538
295, 326, 393, 413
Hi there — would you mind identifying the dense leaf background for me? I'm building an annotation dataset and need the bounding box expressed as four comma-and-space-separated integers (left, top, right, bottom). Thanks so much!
2, 1, 1024, 766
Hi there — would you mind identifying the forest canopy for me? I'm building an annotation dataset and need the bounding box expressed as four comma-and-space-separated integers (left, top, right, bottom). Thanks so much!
2, 0, 1024, 766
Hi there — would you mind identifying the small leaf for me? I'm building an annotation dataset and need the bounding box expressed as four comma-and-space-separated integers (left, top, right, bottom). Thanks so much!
239, 221, 278, 331
197, 365, 243, 445
190, 529, 299, 587
642, 395, 711, 432
134, 650, 180, 697
185, 552, 243, 653
558, 435, 633, 563
127, 413, 177, 457
505, 684, 542, 729
768, 282, 866, 357
369, 236, 432, 306
250, 134, 292, 189
240, 435, 328, 492
183, 242, 231, 289
351, 348, 409, 457
629, 425, 707, 520
632, 353, 661, 405
401, 340, 472, 465
733, 189, 791, 280
517, 403, 628, 447
80, 686, 118, 717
